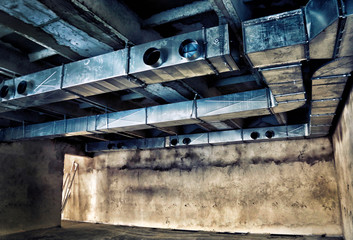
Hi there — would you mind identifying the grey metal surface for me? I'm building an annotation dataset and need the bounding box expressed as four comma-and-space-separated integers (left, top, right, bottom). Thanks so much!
305, 0, 339, 38
304, 0, 339, 58
312, 57, 353, 77
169, 133, 209, 147
208, 129, 242, 144
243, 126, 288, 141
85, 124, 309, 152
147, 100, 198, 128
243, 9, 307, 67
273, 92, 306, 102
197, 89, 272, 122
104, 108, 150, 132
11, 66, 76, 107
268, 81, 304, 95
63, 49, 138, 97
129, 25, 238, 84
0, 86, 313, 142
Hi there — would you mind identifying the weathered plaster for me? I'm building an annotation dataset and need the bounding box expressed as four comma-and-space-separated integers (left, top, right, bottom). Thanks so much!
63, 138, 342, 236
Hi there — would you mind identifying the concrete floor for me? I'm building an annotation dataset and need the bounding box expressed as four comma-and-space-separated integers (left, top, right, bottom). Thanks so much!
1, 221, 343, 240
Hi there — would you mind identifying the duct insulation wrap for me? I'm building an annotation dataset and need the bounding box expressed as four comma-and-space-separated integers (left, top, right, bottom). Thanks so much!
0, 89, 275, 141
85, 124, 309, 152
259, 64, 306, 113
305, 0, 339, 59
0, 66, 76, 112
243, 9, 307, 68
337, 0, 353, 57
62, 49, 139, 97
309, 57, 353, 136
129, 24, 239, 84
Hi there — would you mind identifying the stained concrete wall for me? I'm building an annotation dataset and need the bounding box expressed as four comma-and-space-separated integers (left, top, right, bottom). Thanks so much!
333, 87, 353, 240
63, 138, 342, 236
0, 139, 82, 236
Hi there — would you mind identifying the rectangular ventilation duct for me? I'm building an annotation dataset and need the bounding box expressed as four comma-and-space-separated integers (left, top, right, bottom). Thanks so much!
337, 0, 353, 57
62, 49, 139, 97
85, 124, 309, 152
0, 67, 76, 112
129, 24, 239, 84
305, 0, 339, 59
243, 9, 307, 68
0, 89, 276, 141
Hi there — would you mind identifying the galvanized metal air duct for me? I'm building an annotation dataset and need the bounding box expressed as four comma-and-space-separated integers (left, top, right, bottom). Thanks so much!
0, 88, 281, 141
310, 56, 353, 136
305, 0, 340, 59
0, 66, 77, 112
0, 25, 239, 113
129, 24, 239, 84
336, 0, 353, 57
85, 124, 309, 152
62, 49, 140, 97
243, 10, 308, 113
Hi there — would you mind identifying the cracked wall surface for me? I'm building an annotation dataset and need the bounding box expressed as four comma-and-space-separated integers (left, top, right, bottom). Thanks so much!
62, 137, 342, 236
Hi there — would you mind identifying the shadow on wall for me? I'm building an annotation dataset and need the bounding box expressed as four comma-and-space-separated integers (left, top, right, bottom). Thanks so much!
61, 138, 342, 237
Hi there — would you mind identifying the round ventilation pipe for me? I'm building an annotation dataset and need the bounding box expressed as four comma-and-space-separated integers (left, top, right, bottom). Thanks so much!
182, 137, 191, 145
143, 47, 164, 67
0, 85, 14, 99
179, 39, 202, 60
170, 138, 178, 146
250, 131, 260, 140
265, 130, 275, 139
17, 80, 33, 95
107, 143, 115, 150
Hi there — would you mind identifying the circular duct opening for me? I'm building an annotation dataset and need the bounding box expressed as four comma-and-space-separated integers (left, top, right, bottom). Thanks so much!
182, 137, 191, 145
17, 81, 28, 95
143, 47, 163, 67
170, 138, 178, 146
179, 39, 201, 60
107, 143, 115, 150
265, 130, 275, 139
250, 131, 260, 140
0, 85, 10, 98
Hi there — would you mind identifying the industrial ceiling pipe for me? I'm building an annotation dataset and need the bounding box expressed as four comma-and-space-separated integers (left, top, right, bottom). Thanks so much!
0, 85, 14, 99
16, 80, 33, 95
143, 47, 164, 67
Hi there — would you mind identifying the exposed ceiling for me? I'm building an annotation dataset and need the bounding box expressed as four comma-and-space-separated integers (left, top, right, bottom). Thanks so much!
0, 0, 352, 149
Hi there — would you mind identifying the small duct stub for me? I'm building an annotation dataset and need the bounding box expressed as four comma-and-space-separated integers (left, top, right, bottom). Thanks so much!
0, 85, 14, 99
143, 47, 164, 67
17, 80, 33, 95
179, 39, 202, 60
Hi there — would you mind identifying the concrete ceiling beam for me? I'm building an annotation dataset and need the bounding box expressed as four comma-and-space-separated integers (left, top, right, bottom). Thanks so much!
143, 1, 214, 27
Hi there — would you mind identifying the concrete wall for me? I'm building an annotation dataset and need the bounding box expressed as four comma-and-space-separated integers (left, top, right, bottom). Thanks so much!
63, 138, 342, 236
0, 139, 81, 236
333, 87, 353, 240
